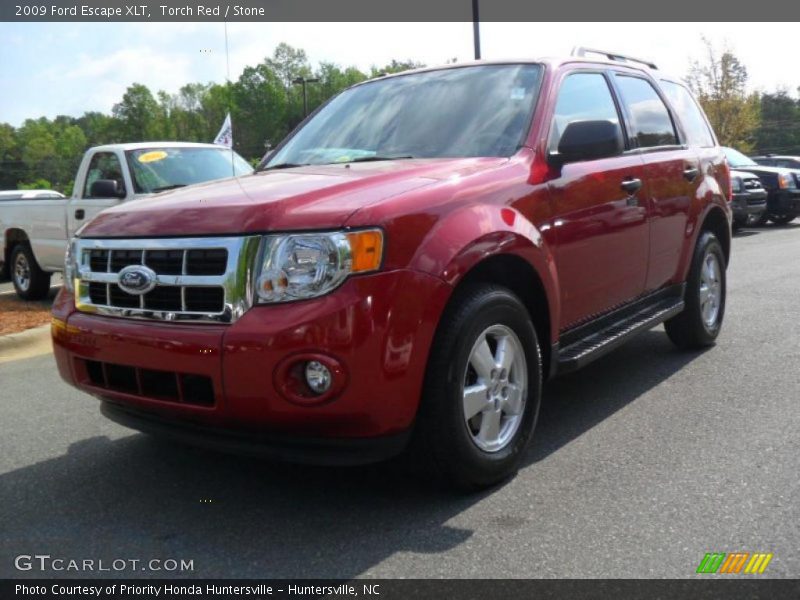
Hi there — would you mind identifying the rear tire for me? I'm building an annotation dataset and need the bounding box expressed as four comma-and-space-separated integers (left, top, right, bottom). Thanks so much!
408, 284, 542, 490
665, 232, 726, 349
11, 244, 51, 301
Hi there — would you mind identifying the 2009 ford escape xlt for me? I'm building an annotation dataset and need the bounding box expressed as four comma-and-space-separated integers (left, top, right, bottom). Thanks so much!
52, 49, 731, 488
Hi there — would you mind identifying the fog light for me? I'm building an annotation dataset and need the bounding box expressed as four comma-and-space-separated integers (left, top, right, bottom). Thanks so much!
304, 360, 332, 394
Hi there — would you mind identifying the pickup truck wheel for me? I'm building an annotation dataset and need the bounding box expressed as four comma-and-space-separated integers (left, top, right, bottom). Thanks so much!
769, 213, 796, 225
665, 231, 726, 349
11, 244, 51, 301
410, 285, 542, 490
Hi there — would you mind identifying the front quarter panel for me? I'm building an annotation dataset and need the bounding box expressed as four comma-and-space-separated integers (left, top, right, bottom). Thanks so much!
346, 153, 559, 343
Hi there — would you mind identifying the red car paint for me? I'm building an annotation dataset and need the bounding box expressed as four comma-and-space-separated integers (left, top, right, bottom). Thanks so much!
52, 57, 731, 454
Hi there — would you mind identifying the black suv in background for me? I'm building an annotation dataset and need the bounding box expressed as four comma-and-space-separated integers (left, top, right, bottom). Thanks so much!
723, 147, 800, 225
730, 169, 767, 228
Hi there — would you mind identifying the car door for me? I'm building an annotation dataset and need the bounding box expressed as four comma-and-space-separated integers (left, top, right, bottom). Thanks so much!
611, 74, 699, 291
67, 150, 128, 238
547, 70, 650, 331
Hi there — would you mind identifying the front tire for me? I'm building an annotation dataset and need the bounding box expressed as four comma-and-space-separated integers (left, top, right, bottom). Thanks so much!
665, 232, 726, 349
11, 244, 51, 301
769, 213, 796, 225
409, 284, 542, 490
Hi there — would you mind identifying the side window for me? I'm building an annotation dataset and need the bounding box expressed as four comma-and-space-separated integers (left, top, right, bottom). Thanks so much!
615, 75, 678, 148
83, 152, 125, 197
659, 80, 715, 147
549, 72, 622, 153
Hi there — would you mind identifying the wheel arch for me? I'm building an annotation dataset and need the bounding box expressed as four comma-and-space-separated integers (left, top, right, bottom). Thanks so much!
699, 205, 731, 266
450, 253, 555, 379
4, 227, 30, 268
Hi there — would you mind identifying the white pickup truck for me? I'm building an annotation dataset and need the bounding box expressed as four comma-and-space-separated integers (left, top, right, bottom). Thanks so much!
0, 142, 252, 299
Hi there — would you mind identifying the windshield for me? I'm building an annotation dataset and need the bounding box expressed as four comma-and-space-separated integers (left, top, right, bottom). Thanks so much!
723, 147, 758, 168
266, 64, 543, 167
125, 147, 253, 193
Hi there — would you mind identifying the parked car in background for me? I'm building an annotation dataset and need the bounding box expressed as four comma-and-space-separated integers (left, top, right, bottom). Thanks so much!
53, 50, 732, 489
1, 191, 69, 279
0, 142, 253, 299
751, 154, 800, 170
0, 190, 66, 201
723, 147, 800, 226
730, 170, 767, 228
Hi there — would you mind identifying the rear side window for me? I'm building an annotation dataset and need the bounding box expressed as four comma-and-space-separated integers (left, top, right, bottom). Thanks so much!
549, 72, 622, 152
659, 80, 715, 147
615, 75, 678, 148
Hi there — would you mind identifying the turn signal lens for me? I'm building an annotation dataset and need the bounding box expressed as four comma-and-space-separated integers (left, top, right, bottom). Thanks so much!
347, 230, 383, 273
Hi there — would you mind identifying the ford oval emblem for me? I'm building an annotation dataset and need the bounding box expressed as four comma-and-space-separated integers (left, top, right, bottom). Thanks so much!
117, 265, 157, 296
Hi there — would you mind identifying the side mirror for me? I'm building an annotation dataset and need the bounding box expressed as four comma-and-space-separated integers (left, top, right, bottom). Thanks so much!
551, 120, 623, 166
90, 179, 125, 199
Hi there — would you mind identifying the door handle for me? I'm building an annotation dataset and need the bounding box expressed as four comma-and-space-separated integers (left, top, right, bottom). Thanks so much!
683, 165, 699, 182
620, 177, 642, 194
74, 209, 85, 220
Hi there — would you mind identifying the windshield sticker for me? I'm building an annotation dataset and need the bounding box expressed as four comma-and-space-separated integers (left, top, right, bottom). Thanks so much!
510, 87, 526, 100
137, 150, 168, 163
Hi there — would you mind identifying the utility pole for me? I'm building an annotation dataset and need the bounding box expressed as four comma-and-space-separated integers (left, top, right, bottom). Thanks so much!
292, 77, 320, 117
472, 0, 481, 60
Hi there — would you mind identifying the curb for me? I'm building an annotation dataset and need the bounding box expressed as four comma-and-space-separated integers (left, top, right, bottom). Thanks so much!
0, 324, 53, 364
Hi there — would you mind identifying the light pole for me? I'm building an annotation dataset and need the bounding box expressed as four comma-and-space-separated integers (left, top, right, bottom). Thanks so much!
472, 0, 481, 60
292, 77, 320, 118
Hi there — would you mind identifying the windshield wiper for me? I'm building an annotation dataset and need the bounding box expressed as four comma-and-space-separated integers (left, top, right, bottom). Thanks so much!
262, 162, 308, 171
151, 184, 187, 192
346, 155, 416, 163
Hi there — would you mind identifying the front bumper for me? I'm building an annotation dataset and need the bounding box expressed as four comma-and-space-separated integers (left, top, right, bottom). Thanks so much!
52, 268, 451, 456
731, 189, 767, 219
767, 188, 800, 215
101, 401, 411, 465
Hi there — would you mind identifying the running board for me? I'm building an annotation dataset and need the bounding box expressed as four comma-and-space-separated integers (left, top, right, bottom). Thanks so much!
556, 287, 685, 375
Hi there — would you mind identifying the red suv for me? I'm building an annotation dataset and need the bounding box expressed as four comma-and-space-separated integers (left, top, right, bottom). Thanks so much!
52, 49, 731, 488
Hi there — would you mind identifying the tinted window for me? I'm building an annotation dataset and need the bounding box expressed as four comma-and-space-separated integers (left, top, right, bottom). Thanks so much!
615, 76, 678, 148
659, 80, 715, 147
723, 147, 759, 168
84, 152, 125, 197
268, 64, 543, 165
549, 72, 621, 153
777, 159, 800, 169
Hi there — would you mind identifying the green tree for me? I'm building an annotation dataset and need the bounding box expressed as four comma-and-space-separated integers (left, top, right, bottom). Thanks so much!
687, 39, 760, 151
112, 83, 163, 140
0, 122, 22, 189
753, 90, 800, 154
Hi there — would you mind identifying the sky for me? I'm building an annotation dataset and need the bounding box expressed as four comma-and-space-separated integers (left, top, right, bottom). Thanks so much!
1, 22, 799, 127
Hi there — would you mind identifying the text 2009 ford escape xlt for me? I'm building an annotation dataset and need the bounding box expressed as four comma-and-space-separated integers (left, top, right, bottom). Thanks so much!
52, 49, 731, 488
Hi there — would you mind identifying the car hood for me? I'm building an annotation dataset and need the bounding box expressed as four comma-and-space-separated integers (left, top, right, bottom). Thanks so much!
81, 158, 507, 237
728, 164, 796, 190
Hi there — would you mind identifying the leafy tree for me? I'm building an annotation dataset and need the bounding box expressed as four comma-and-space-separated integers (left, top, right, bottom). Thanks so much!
112, 83, 163, 140
687, 39, 760, 151
17, 178, 52, 190
753, 90, 800, 154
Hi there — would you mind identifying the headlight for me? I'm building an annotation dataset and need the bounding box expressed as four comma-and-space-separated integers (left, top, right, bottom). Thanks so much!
778, 173, 795, 189
255, 229, 383, 304
730, 176, 743, 193
63, 237, 78, 294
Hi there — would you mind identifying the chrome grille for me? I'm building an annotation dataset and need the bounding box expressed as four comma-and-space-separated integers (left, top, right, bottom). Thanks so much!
74, 236, 261, 324
744, 178, 763, 190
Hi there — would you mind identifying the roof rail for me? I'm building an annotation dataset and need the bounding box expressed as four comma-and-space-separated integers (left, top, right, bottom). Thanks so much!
571, 47, 658, 70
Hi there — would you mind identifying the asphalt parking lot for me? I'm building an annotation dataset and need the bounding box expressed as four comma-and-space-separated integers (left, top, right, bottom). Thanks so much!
1, 225, 798, 579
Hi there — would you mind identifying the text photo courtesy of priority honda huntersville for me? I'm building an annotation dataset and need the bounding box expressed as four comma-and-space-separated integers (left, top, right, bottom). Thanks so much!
47, 49, 733, 489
